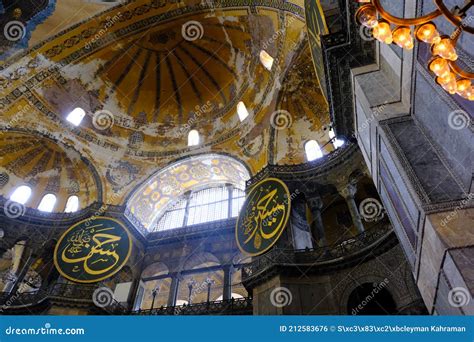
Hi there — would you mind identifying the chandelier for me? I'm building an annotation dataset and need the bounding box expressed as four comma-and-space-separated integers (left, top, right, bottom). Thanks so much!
356, 0, 474, 101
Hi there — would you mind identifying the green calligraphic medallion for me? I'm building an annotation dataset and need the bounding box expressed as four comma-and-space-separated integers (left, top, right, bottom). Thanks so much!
236, 178, 291, 256
54, 217, 132, 283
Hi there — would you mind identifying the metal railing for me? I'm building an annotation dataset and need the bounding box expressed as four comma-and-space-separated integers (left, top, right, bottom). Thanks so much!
0, 283, 251, 315
0, 283, 127, 313
131, 297, 252, 316
242, 224, 392, 281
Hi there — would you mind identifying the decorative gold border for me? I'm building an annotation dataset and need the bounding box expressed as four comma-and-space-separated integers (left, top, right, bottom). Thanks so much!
53, 216, 133, 284
235, 177, 291, 256
304, 0, 330, 106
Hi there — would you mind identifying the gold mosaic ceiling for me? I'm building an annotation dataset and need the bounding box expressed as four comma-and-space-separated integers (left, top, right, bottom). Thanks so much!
0, 0, 332, 213
94, 15, 256, 124
0, 131, 100, 209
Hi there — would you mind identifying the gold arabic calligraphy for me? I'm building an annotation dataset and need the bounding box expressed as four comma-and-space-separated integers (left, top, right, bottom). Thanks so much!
242, 188, 286, 250
61, 225, 122, 276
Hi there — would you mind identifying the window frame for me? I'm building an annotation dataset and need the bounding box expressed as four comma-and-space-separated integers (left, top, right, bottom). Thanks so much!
64, 195, 80, 213
9, 185, 32, 205
37, 193, 57, 212
154, 185, 245, 232
304, 140, 323, 161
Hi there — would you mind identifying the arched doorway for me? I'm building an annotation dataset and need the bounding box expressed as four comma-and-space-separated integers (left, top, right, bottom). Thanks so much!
347, 283, 397, 315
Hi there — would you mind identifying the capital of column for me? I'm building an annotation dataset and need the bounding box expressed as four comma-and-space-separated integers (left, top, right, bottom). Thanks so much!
343, 182, 358, 199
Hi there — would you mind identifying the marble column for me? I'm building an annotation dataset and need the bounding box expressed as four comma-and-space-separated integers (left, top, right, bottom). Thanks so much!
222, 266, 232, 300
290, 198, 313, 249
6, 253, 37, 302
343, 183, 365, 234
307, 197, 327, 247
3, 241, 27, 293
167, 273, 180, 307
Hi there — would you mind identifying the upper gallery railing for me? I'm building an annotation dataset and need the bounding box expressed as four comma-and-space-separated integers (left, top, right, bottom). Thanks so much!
131, 297, 253, 316
241, 223, 393, 282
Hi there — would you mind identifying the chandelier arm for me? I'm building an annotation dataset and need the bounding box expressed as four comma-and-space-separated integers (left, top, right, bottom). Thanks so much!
372, 0, 442, 26
449, 60, 474, 79
434, 0, 474, 34
448, 27, 474, 79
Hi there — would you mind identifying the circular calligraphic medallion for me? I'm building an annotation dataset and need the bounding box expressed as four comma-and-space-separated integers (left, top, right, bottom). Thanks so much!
54, 217, 132, 283
236, 178, 291, 256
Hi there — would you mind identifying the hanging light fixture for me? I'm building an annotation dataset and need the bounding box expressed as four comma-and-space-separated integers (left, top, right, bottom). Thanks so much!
393, 26, 414, 49
355, 0, 474, 101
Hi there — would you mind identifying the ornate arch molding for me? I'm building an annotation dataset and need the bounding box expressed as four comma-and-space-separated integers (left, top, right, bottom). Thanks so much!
125, 153, 250, 232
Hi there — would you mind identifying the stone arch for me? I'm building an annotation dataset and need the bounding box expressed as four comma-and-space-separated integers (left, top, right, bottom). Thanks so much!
338, 274, 404, 315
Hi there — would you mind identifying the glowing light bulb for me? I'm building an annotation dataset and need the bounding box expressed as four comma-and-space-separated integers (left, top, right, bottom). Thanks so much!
469, 87, 474, 101
428, 57, 450, 77
456, 79, 473, 99
356, 5, 378, 28
436, 72, 457, 94
373, 21, 392, 44
415, 22, 441, 44
432, 38, 458, 61
393, 27, 414, 50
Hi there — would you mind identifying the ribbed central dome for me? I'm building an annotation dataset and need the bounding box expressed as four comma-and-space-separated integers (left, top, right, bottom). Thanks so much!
93, 14, 256, 127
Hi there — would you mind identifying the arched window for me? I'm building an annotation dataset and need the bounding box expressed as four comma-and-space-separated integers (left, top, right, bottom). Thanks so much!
329, 128, 345, 148
259, 50, 274, 71
187, 186, 229, 225
10, 185, 32, 204
37, 194, 57, 212
155, 186, 246, 232
188, 130, 200, 146
237, 101, 249, 121
216, 293, 244, 301
64, 195, 79, 213
66, 107, 86, 126
305, 140, 323, 161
